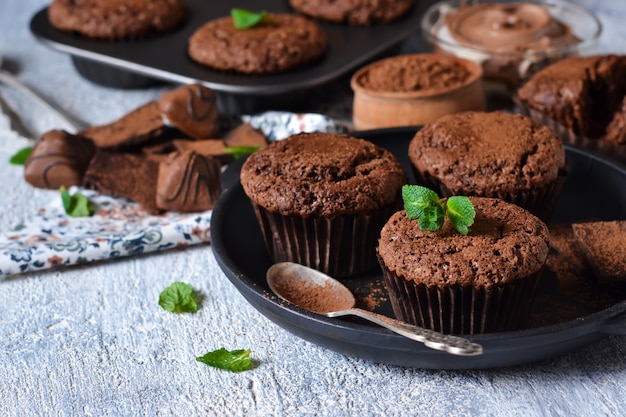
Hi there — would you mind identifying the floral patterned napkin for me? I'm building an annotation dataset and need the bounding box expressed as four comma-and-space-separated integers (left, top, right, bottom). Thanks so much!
0, 111, 347, 276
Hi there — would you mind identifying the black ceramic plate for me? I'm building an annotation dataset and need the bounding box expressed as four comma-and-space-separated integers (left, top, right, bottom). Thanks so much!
29, 1, 431, 96
211, 127, 626, 369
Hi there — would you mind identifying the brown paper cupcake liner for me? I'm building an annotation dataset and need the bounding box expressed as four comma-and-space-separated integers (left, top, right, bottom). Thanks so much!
251, 201, 400, 278
379, 259, 543, 334
516, 100, 626, 165
411, 166, 566, 223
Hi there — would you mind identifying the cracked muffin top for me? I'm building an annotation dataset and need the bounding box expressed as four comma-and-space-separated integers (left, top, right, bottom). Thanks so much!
48, 0, 186, 39
377, 197, 550, 288
240, 132, 406, 217
188, 13, 327, 74
408, 111, 566, 195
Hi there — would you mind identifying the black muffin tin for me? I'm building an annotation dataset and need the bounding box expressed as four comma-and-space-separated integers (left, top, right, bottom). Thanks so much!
30, 0, 434, 114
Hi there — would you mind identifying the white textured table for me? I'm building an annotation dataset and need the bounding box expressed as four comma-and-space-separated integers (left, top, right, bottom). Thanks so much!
1, 1, 626, 416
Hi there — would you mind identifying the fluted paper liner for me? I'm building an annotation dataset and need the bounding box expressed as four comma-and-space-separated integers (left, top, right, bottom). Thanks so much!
379, 260, 543, 334
250, 202, 399, 278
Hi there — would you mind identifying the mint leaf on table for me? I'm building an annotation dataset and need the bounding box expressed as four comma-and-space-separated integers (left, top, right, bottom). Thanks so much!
9, 147, 32, 165
60, 186, 93, 217
196, 348, 253, 372
159, 282, 199, 313
446, 196, 475, 236
223, 145, 260, 159
231, 8, 269, 30
401, 185, 475, 235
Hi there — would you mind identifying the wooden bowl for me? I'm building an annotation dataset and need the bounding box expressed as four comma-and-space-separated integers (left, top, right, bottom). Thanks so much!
350, 53, 486, 130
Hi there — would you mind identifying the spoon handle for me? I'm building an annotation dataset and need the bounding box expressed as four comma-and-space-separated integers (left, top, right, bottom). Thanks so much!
0, 70, 86, 133
329, 308, 483, 356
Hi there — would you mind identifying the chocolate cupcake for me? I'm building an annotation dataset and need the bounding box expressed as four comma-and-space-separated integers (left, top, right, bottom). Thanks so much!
408, 111, 567, 222
289, 0, 413, 26
516, 55, 626, 163
377, 197, 550, 334
48, 0, 186, 40
188, 13, 327, 74
240, 132, 406, 277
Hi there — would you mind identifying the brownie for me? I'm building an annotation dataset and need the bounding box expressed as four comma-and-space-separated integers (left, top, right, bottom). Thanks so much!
24, 130, 95, 190
83, 150, 160, 213
408, 111, 567, 221
48, 0, 186, 40
377, 197, 550, 334
156, 150, 222, 212
547, 224, 591, 274
573, 221, 626, 284
606, 96, 626, 145
79, 102, 168, 150
158, 84, 219, 139
517, 55, 626, 139
290, 0, 413, 25
240, 132, 406, 277
188, 13, 327, 74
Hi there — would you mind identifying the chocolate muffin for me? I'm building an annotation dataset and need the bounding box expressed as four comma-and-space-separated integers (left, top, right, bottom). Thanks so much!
290, 0, 413, 25
48, 0, 186, 40
517, 55, 626, 161
240, 132, 406, 277
24, 130, 95, 190
408, 111, 567, 221
377, 197, 550, 334
188, 13, 327, 74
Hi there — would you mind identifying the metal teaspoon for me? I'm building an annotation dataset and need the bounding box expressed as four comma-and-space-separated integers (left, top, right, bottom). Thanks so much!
266, 262, 483, 356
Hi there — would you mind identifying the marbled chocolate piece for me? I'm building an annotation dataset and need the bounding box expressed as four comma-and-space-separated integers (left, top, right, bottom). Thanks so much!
24, 130, 95, 189
158, 84, 219, 139
156, 150, 222, 212
80, 101, 168, 149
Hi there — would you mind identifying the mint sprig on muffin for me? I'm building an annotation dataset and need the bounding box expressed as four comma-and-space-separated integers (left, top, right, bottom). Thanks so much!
231, 8, 270, 29
402, 185, 475, 235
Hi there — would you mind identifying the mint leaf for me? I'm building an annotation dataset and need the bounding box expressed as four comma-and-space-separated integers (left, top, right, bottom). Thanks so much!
231, 8, 268, 30
418, 204, 446, 231
196, 348, 253, 372
159, 282, 199, 313
223, 145, 260, 159
9, 147, 32, 165
402, 184, 444, 221
446, 196, 476, 235
60, 186, 93, 217
401, 185, 475, 235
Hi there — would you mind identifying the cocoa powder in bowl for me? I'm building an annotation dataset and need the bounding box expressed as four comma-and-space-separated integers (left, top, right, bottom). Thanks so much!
350, 53, 486, 129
